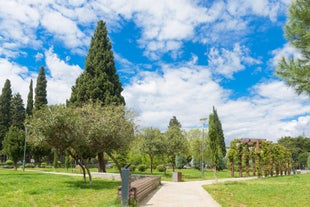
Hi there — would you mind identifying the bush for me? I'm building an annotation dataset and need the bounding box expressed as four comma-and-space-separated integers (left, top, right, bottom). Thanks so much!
40, 162, 47, 168
156, 164, 166, 172
129, 165, 136, 172
5, 160, 14, 166
25, 163, 35, 168
137, 164, 147, 172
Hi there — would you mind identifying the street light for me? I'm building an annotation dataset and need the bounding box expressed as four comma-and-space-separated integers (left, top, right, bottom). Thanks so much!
200, 117, 208, 177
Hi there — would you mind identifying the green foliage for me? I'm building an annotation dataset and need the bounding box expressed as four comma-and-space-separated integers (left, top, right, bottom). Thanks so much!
307, 155, 310, 170
278, 136, 310, 168
0, 79, 12, 149
139, 127, 165, 174
137, 164, 147, 172
276, 0, 310, 96
5, 159, 14, 165
26, 80, 33, 116
212, 106, 226, 157
69, 20, 125, 106
34, 66, 47, 110
208, 114, 220, 169
168, 116, 181, 128
175, 155, 187, 169
165, 116, 189, 171
10, 93, 25, 130
156, 164, 166, 172
2, 126, 25, 168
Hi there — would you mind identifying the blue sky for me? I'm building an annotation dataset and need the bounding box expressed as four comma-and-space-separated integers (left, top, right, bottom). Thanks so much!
0, 0, 309, 143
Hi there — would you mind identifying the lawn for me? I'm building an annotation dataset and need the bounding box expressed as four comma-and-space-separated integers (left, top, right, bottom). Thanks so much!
203, 173, 310, 207
0, 169, 121, 207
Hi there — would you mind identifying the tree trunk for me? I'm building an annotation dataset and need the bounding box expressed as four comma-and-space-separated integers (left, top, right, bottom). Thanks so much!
231, 160, 234, 177
150, 156, 153, 174
97, 152, 106, 172
85, 166, 92, 186
107, 152, 121, 173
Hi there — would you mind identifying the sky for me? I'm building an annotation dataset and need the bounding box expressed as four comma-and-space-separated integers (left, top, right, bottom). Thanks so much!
0, 0, 309, 144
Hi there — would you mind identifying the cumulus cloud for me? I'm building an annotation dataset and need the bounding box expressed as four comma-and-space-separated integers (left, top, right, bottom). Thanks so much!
123, 61, 310, 143
45, 47, 83, 104
271, 43, 303, 67
208, 44, 261, 78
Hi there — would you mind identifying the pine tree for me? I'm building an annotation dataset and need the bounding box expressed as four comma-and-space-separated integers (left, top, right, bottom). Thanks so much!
168, 116, 182, 128
0, 79, 12, 150
11, 93, 25, 130
34, 66, 47, 110
276, 0, 310, 96
26, 80, 33, 116
68, 20, 125, 106
68, 20, 125, 172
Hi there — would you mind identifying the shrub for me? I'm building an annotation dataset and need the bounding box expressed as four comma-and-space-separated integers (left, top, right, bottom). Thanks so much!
41, 162, 47, 168
156, 164, 166, 172
129, 165, 136, 172
5, 160, 14, 166
25, 163, 35, 168
137, 164, 147, 172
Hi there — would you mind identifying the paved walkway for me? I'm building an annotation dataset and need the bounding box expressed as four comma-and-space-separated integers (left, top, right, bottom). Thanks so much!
139, 177, 256, 207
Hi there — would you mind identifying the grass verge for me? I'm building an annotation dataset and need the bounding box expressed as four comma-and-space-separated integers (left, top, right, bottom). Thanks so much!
0, 169, 121, 207
203, 173, 310, 207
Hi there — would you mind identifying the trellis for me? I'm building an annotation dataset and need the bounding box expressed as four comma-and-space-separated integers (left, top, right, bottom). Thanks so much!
228, 138, 292, 178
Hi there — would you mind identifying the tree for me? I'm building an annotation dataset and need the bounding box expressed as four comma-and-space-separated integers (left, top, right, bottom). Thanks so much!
212, 107, 226, 157
0, 79, 12, 152
26, 80, 33, 116
276, 0, 310, 96
68, 20, 125, 172
34, 66, 48, 110
208, 114, 220, 180
169, 116, 181, 128
2, 126, 25, 169
11, 93, 25, 130
139, 128, 165, 174
165, 116, 188, 171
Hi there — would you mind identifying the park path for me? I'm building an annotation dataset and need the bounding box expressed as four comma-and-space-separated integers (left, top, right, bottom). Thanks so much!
139, 177, 257, 207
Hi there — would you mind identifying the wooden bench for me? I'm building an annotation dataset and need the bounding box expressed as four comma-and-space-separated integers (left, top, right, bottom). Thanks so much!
118, 176, 161, 202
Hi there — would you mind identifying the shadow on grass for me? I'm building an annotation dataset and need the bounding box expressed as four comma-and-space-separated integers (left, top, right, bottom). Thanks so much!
64, 179, 121, 190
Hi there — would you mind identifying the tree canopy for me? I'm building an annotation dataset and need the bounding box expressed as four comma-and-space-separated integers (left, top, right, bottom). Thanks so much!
276, 0, 310, 96
0, 79, 12, 150
34, 66, 48, 110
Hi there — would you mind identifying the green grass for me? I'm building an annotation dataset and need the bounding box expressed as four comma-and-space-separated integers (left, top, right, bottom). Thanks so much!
0, 169, 121, 207
203, 173, 310, 207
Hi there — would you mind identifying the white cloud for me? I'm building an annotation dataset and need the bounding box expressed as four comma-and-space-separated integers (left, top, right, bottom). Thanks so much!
208, 44, 261, 78
0, 58, 34, 103
271, 43, 303, 67
124, 61, 310, 143
45, 48, 83, 104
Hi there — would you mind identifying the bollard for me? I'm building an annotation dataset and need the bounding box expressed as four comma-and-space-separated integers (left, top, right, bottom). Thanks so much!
121, 164, 131, 207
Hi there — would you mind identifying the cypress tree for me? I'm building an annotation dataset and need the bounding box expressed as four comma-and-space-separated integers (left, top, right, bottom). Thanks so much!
26, 80, 33, 116
212, 106, 226, 157
0, 79, 12, 151
68, 20, 125, 172
34, 66, 47, 110
11, 93, 25, 130
69, 20, 125, 106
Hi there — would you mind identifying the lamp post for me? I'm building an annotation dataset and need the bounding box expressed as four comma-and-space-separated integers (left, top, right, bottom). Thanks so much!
200, 117, 207, 177
22, 126, 27, 172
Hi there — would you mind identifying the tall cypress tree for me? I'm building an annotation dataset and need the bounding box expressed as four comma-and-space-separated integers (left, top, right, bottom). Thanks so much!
11, 93, 25, 130
26, 80, 33, 116
212, 106, 226, 157
69, 20, 125, 106
68, 20, 125, 172
34, 66, 47, 110
0, 79, 12, 151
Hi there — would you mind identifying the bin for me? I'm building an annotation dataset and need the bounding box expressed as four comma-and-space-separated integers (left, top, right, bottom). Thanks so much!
172, 172, 182, 182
